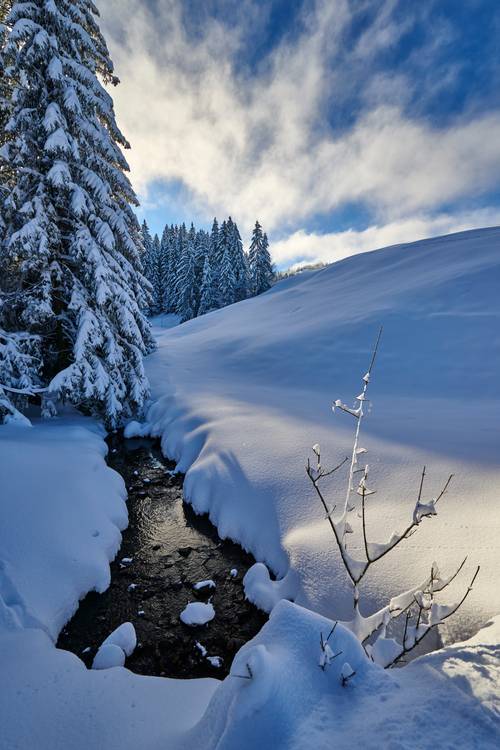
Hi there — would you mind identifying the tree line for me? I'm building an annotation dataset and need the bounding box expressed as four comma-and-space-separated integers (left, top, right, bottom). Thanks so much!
141, 218, 274, 322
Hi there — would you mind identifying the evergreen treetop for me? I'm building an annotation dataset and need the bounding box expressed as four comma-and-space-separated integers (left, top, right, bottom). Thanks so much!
249, 221, 274, 296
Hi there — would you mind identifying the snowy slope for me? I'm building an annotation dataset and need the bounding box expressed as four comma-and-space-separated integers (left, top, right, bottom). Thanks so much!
130, 226, 500, 641
1, 228, 499, 750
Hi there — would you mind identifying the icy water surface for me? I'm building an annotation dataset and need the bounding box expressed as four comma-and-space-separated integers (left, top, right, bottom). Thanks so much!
57, 434, 267, 678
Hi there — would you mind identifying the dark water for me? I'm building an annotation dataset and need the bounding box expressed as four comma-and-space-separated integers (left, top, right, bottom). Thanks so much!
57, 434, 267, 678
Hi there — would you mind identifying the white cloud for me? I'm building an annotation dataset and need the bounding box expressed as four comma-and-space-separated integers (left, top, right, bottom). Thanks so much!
99, 0, 500, 237
272, 208, 500, 268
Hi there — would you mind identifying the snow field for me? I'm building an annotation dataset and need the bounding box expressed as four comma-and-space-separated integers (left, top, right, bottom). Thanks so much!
131, 227, 500, 641
2, 227, 499, 748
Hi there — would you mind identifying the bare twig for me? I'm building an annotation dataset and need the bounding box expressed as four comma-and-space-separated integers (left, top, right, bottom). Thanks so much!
340, 666, 356, 687
306, 331, 479, 670
387, 565, 480, 667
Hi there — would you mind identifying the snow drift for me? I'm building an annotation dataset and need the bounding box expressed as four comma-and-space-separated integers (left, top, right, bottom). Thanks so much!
182, 601, 500, 750
130, 226, 500, 642
0, 417, 127, 637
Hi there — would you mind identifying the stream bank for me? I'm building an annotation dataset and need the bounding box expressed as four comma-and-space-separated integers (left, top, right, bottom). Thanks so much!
57, 433, 268, 678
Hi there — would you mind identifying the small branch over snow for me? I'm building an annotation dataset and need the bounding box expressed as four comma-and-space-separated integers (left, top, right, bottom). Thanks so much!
306, 328, 480, 668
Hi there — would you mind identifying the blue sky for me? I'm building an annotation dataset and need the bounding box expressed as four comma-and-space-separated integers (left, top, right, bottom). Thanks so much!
101, 0, 500, 267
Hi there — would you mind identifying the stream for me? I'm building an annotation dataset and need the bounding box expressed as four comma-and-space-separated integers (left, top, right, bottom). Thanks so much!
57, 433, 268, 679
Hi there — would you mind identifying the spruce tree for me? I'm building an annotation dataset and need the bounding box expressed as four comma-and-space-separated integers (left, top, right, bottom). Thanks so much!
248, 221, 274, 296
193, 228, 209, 311
163, 224, 178, 313
227, 217, 248, 301
0, 0, 14, 226
217, 221, 236, 307
171, 224, 187, 315
148, 234, 164, 314
0, 1, 154, 427
209, 218, 220, 293
261, 232, 274, 289
197, 254, 216, 316
0, 2, 12, 127
175, 231, 196, 322
140, 220, 155, 311
160, 225, 173, 312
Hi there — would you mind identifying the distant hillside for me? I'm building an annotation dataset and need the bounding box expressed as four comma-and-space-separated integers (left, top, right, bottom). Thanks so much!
136, 226, 500, 640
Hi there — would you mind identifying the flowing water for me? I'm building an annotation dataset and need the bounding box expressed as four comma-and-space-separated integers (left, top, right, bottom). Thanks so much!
57, 433, 267, 678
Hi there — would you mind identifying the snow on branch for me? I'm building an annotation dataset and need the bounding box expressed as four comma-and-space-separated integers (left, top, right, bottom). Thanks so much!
0, 328, 43, 425
306, 329, 480, 668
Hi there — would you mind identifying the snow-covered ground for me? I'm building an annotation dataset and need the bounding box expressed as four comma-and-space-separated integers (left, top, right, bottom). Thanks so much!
1, 228, 499, 748
129, 226, 500, 644
0, 417, 127, 638
0, 416, 218, 749
185, 601, 500, 750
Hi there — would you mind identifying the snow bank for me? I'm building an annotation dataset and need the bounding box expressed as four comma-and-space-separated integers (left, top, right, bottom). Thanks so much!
0, 415, 219, 749
133, 226, 500, 640
0, 627, 218, 750
0, 416, 127, 638
183, 600, 500, 750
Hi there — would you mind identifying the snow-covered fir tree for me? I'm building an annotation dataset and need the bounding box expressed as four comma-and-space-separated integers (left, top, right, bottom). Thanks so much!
148, 233, 164, 314
209, 217, 220, 291
0, 0, 13, 205
0, 0, 154, 426
175, 229, 196, 322
164, 225, 181, 313
217, 221, 237, 307
193, 228, 209, 312
248, 221, 274, 295
227, 217, 248, 301
159, 224, 175, 313
169, 224, 187, 314
140, 220, 155, 309
0, 0, 40, 424
133, 215, 273, 324
197, 253, 216, 316
0, 1, 11, 138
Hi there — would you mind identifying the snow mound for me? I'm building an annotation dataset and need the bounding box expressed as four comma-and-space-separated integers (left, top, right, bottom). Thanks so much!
187, 600, 500, 749
91, 622, 137, 669
180, 601, 216, 626
135, 226, 500, 640
92, 642, 126, 670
